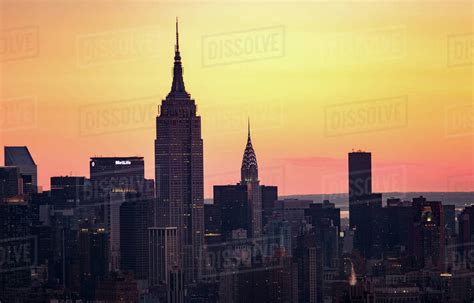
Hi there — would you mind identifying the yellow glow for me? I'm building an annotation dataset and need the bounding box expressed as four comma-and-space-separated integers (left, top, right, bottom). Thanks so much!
0, 1, 472, 197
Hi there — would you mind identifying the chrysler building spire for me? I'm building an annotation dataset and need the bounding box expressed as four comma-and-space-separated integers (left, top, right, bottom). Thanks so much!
241, 119, 258, 183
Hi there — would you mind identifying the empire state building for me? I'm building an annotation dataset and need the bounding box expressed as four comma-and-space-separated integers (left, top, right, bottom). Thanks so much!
154, 19, 204, 284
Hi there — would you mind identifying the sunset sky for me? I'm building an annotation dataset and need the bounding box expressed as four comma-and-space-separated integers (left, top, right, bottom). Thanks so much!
1, 0, 473, 197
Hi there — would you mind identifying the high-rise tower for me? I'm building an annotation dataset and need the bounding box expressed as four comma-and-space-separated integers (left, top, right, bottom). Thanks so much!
348, 151, 383, 259
240, 121, 262, 238
154, 19, 204, 285
348, 151, 372, 231
4, 146, 37, 194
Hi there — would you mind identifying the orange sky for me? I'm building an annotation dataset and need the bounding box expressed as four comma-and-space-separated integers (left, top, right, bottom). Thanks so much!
1, 0, 473, 197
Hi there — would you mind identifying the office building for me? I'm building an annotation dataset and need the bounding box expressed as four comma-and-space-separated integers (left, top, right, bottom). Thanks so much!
4, 146, 37, 194
120, 195, 151, 279
89, 156, 146, 271
204, 203, 222, 244
443, 204, 456, 237
50, 176, 86, 210
95, 272, 139, 302
457, 205, 474, 270
0, 201, 33, 290
305, 200, 341, 230
294, 226, 323, 303
149, 227, 183, 302
240, 121, 262, 238
78, 222, 108, 300
154, 20, 204, 285
89, 156, 145, 200
348, 151, 383, 259
0, 166, 22, 201
213, 184, 249, 240
409, 196, 446, 271
261, 185, 278, 227
272, 199, 313, 249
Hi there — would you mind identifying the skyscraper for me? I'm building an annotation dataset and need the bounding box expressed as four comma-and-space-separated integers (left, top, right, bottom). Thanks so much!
240, 121, 262, 238
0, 201, 33, 290
0, 166, 22, 201
148, 227, 182, 302
261, 185, 278, 227
294, 226, 323, 303
458, 205, 474, 270
348, 151, 383, 259
154, 19, 204, 284
89, 157, 146, 270
120, 194, 150, 279
213, 184, 249, 241
213, 121, 275, 243
50, 176, 86, 210
348, 151, 372, 211
78, 222, 108, 300
409, 196, 446, 271
4, 146, 37, 194
89, 157, 145, 200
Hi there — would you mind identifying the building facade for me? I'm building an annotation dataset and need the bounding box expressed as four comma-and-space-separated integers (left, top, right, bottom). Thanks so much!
4, 146, 37, 194
348, 151, 383, 259
154, 20, 204, 285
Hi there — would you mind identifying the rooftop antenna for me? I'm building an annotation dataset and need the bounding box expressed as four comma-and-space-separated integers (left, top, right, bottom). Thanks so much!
175, 17, 179, 52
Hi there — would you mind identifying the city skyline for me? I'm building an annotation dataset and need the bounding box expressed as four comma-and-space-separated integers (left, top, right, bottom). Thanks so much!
1, 1, 472, 196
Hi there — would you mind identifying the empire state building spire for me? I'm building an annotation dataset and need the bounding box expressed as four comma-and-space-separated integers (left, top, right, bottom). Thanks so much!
168, 17, 189, 99
241, 119, 258, 183
155, 19, 204, 286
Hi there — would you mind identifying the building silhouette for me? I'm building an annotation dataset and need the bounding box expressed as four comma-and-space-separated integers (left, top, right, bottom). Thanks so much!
0, 166, 22, 201
458, 205, 474, 270
213, 184, 249, 241
409, 196, 446, 271
0, 201, 33, 291
240, 121, 262, 238
89, 156, 146, 272
154, 19, 204, 285
348, 151, 383, 259
89, 157, 145, 200
120, 194, 151, 279
4, 146, 37, 194
261, 184, 278, 227
148, 227, 182, 302
78, 222, 108, 300
50, 176, 86, 210
213, 123, 278, 243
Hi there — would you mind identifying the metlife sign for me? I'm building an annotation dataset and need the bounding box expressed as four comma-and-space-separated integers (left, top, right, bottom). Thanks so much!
115, 160, 131, 165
